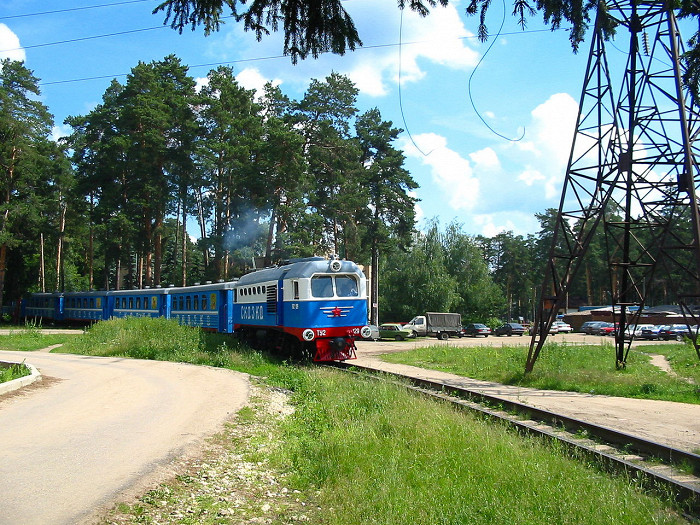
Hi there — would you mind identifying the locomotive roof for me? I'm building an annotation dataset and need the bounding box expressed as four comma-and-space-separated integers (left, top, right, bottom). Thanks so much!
236, 258, 364, 285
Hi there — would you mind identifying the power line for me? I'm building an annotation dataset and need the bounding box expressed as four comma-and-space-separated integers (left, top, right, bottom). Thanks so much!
3, 19, 558, 54
10, 26, 168, 52
41, 54, 288, 85
30, 26, 566, 86
467, 0, 526, 142
0, 0, 151, 20
398, 9, 434, 157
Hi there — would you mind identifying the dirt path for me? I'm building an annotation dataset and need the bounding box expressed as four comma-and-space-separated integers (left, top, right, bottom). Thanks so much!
0, 350, 250, 525
355, 337, 700, 453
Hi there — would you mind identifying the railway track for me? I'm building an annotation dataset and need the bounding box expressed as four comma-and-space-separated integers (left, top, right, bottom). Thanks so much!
327, 360, 700, 518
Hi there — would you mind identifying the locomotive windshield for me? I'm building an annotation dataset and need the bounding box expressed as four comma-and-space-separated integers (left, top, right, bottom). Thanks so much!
311, 275, 358, 298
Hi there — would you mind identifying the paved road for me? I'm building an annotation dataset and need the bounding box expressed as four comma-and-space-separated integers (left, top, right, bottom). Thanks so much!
0, 350, 249, 525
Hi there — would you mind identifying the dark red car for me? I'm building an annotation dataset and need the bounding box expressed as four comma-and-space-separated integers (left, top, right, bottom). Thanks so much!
598, 322, 617, 336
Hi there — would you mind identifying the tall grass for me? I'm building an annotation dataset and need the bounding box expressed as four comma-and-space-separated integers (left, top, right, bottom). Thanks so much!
277, 369, 686, 524
58, 316, 300, 382
382, 341, 700, 403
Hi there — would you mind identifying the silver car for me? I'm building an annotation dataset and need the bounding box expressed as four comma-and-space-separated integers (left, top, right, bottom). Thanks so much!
363, 325, 380, 341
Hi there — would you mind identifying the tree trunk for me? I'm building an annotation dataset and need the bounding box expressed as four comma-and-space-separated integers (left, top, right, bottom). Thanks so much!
55, 198, 67, 292
39, 233, 45, 292
195, 188, 209, 270
370, 239, 379, 326
154, 214, 163, 287
181, 204, 187, 286
88, 194, 95, 290
265, 205, 276, 267
143, 214, 152, 288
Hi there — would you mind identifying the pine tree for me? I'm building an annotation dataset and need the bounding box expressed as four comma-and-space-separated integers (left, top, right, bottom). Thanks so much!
0, 60, 55, 307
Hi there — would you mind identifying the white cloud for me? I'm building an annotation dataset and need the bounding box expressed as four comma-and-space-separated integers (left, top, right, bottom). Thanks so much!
0, 24, 25, 63
51, 125, 71, 142
236, 67, 282, 99
379, 0, 480, 90
517, 168, 545, 186
473, 212, 540, 237
469, 147, 500, 170
194, 76, 209, 93
403, 132, 480, 211
397, 1, 478, 71
475, 216, 515, 237
408, 190, 424, 223
519, 93, 578, 169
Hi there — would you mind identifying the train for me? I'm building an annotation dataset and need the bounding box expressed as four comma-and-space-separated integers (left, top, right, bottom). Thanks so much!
18, 256, 371, 362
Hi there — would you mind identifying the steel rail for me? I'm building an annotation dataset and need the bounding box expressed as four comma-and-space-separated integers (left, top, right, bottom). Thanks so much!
326, 361, 700, 516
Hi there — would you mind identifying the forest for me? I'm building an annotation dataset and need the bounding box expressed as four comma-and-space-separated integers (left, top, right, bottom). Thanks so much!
0, 55, 689, 324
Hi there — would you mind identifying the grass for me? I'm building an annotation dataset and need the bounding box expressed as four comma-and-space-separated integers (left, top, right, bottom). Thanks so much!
273, 369, 688, 524
0, 362, 30, 383
637, 341, 700, 385
32, 318, 692, 523
382, 341, 700, 404
0, 324, 78, 351
58, 316, 299, 383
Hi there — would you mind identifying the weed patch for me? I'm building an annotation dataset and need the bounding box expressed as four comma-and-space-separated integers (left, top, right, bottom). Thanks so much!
0, 362, 30, 383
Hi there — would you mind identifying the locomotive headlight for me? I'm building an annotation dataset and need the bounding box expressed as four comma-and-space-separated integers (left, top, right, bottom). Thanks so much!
361, 326, 372, 338
302, 329, 315, 341
330, 260, 342, 272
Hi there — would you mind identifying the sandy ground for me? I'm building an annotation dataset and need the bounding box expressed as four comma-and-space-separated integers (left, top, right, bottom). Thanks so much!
354, 334, 700, 454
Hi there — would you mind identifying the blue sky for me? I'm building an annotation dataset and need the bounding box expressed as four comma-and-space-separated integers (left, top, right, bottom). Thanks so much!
1, 0, 610, 237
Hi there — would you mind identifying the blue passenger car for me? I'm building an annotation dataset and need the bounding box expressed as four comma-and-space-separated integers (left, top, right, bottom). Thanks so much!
22, 293, 60, 321
169, 281, 236, 333
109, 288, 170, 320
62, 291, 109, 322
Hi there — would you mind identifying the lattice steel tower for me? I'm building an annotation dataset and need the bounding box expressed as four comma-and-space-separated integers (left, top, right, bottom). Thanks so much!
526, 0, 700, 372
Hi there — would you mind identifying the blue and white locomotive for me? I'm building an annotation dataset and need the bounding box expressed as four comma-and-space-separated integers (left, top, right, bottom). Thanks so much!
20, 257, 370, 362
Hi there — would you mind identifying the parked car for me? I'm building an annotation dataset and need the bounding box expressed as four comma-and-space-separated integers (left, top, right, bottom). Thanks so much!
462, 323, 491, 337
494, 322, 526, 336
378, 323, 414, 341
622, 324, 655, 339
553, 321, 573, 333
363, 324, 380, 341
657, 324, 692, 341
580, 321, 607, 334
597, 322, 617, 336
639, 325, 663, 340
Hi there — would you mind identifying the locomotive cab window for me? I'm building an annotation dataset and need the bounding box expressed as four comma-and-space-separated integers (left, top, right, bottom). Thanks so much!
311, 276, 334, 298
335, 275, 358, 297
311, 275, 359, 298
